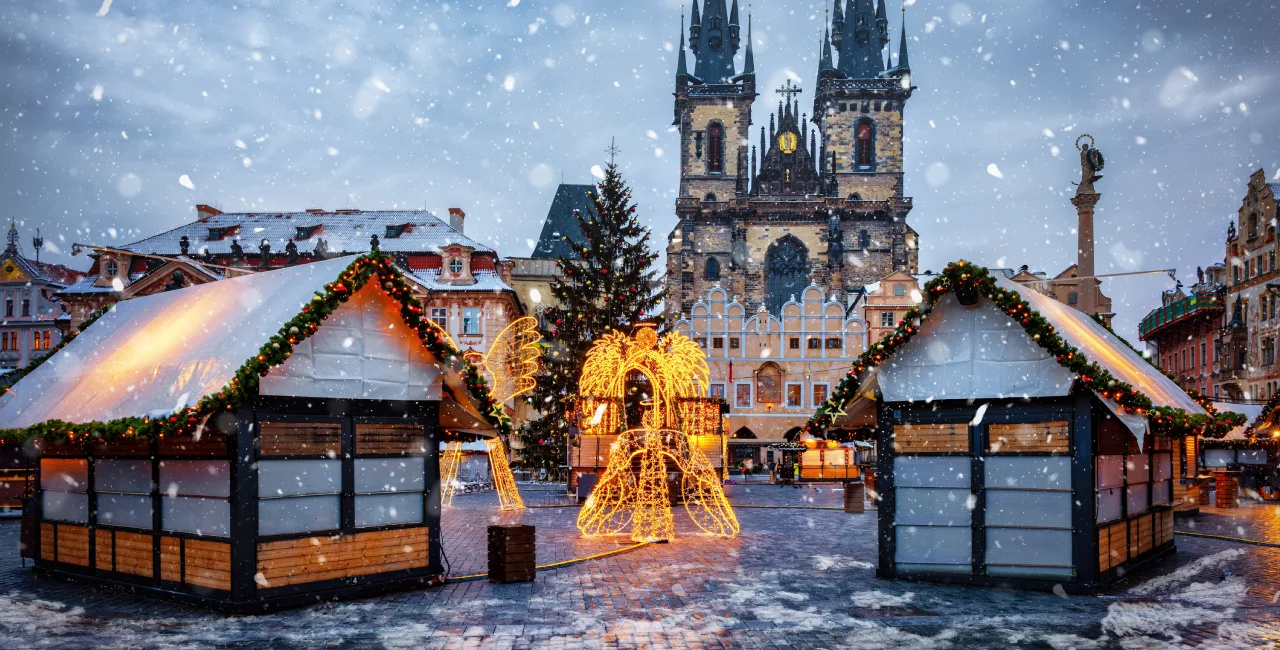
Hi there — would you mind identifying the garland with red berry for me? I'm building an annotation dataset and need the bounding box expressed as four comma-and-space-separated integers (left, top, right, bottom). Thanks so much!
0, 252, 511, 447
804, 261, 1244, 440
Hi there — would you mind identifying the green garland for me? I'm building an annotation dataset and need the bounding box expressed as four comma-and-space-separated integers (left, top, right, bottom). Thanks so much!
0, 252, 511, 447
804, 261, 1244, 440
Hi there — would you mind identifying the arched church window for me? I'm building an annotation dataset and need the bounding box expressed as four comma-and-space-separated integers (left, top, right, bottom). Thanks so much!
856, 121, 873, 167
705, 257, 720, 281
707, 122, 725, 173
756, 362, 783, 405
765, 235, 809, 315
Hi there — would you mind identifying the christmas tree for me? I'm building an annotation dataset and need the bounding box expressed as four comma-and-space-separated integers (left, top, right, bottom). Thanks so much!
518, 155, 664, 469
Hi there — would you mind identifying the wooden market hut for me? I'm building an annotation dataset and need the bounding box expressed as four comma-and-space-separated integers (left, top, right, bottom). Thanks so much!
815, 264, 1242, 593
0, 254, 505, 612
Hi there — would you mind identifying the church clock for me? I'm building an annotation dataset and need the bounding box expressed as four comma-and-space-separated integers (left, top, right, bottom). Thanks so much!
778, 131, 798, 154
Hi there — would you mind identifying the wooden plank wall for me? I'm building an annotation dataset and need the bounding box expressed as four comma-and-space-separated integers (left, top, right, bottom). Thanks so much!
260, 422, 342, 457
987, 422, 1069, 453
1155, 509, 1175, 546
1129, 513, 1154, 558
39, 522, 90, 567
356, 424, 425, 455
892, 423, 969, 453
184, 539, 232, 591
1097, 520, 1129, 572
256, 527, 429, 589
114, 531, 155, 578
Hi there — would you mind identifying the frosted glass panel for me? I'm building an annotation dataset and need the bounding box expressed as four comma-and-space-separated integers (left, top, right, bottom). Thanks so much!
161, 496, 229, 536
355, 457, 425, 493
41, 459, 87, 491
985, 491, 1071, 528
1152, 453, 1172, 481
97, 493, 153, 529
159, 460, 230, 498
1125, 455, 1150, 483
42, 490, 87, 523
1097, 488, 1122, 523
1096, 455, 1124, 489
984, 457, 1070, 490
355, 493, 424, 527
1126, 484, 1149, 514
258, 495, 340, 536
1239, 450, 1268, 465
894, 488, 973, 526
1153, 480, 1171, 505
986, 528, 1071, 567
96, 459, 152, 494
987, 565, 1074, 579
1204, 450, 1233, 467
258, 460, 341, 497
895, 457, 970, 488
895, 525, 972, 566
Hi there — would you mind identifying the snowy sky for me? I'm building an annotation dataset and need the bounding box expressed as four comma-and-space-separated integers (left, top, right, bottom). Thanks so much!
2, 0, 1278, 344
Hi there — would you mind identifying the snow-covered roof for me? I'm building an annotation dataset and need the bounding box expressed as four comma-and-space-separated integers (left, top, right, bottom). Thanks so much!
406, 269, 515, 293
57, 274, 116, 295
120, 209, 492, 256
0, 255, 489, 431
1215, 401, 1264, 440
1000, 276, 1204, 415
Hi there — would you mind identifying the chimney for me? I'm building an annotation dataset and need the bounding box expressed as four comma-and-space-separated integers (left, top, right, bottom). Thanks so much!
448, 208, 466, 233
196, 204, 222, 222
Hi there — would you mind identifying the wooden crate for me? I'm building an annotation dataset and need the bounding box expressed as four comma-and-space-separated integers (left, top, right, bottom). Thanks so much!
844, 482, 865, 513
1214, 471, 1240, 508
488, 524, 535, 584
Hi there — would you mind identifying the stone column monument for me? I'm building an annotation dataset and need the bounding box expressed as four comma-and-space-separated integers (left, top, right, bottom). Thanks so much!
1071, 135, 1105, 319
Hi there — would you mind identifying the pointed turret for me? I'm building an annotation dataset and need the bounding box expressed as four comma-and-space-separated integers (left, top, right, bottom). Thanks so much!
676, 15, 691, 83
690, 0, 739, 83
831, 0, 845, 49
876, 0, 889, 45
737, 12, 755, 79
729, 0, 741, 52
689, 0, 702, 56
820, 26, 834, 75
833, 0, 888, 79
896, 15, 911, 74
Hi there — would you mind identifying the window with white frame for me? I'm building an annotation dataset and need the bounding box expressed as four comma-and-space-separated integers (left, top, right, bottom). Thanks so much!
709, 383, 726, 400
785, 383, 803, 408
462, 307, 480, 335
430, 308, 448, 329
734, 382, 752, 408
880, 311, 894, 327
812, 383, 829, 408
893, 284, 905, 296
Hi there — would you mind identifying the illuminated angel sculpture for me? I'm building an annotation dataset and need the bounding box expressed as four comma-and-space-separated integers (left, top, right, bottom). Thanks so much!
438, 316, 540, 511
576, 327, 738, 542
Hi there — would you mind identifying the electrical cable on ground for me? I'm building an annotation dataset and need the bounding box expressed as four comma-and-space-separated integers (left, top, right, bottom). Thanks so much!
445, 541, 651, 583
1174, 529, 1280, 549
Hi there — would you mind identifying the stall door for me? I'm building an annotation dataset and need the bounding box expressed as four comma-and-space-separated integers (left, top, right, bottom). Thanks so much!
983, 456, 1073, 578
894, 456, 973, 574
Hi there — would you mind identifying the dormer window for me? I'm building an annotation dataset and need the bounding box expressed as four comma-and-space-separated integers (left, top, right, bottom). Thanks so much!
208, 226, 239, 241
105, 261, 118, 277
295, 225, 322, 240
449, 258, 463, 275
385, 224, 410, 239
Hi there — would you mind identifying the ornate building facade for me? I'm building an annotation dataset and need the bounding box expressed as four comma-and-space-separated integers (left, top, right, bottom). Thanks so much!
0, 224, 83, 371
665, 0, 919, 319
1217, 169, 1280, 401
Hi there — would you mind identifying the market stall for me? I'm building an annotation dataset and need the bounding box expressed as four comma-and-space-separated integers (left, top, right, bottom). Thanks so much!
0, 254, 506, 611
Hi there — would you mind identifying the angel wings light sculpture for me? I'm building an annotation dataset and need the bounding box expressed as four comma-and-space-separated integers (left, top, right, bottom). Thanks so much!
438, 316, 541, 511
575, 326, 738, 542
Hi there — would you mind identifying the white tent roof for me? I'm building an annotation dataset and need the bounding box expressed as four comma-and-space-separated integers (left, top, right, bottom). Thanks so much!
1214, 401, 1265, 440
0, 256, 489, 431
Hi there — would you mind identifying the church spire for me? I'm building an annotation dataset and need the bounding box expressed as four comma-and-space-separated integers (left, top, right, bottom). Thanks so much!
896, 7, 911, 74
729, 0, 741, 52
819, 24, 834, 75
690, 0, 739, 83
676, 14, 690, 83
689, 0, 701, 57
741, 11, 755, 77
5, 223, 18, 255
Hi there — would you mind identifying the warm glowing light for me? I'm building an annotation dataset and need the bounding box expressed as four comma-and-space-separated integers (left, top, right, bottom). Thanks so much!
486, 437, 524, 511
481, 316, 541, 405
440, 441, 463, 507
574, 329, 737, 542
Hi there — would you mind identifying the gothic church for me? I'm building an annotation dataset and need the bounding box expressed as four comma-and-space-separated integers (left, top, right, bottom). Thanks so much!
665, 0, 919, 318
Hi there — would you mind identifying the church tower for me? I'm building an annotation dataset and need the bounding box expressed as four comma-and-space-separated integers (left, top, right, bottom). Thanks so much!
673, 0, 757, 203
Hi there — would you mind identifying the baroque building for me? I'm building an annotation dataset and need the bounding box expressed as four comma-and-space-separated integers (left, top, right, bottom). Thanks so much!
1217, 169, 1280, 401
665, 0, 919, 319
0, 224, 83, 371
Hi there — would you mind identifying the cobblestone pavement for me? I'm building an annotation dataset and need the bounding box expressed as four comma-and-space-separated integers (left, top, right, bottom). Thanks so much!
1, 487, 1279, 649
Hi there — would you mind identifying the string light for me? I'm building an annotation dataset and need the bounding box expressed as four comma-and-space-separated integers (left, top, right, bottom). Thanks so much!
575, 328, 738, 542
440, 440, 463, 507
486, 437, 524, 511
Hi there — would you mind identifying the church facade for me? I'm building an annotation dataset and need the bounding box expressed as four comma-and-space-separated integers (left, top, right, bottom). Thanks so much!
665, 0, 919, 319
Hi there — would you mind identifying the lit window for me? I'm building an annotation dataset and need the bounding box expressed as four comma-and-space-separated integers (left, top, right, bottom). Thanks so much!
812, 384, 829, 408
462, 308, 480, 335
786, 384, 803, 408
430, 308, 447, 329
